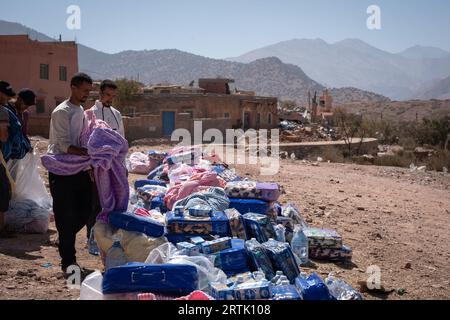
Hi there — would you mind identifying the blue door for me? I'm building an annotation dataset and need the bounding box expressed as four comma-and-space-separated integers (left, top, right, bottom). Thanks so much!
162, 112, 175, 136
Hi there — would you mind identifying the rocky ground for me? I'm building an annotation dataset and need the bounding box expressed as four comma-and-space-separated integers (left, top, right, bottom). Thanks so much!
1, 138, 449, 300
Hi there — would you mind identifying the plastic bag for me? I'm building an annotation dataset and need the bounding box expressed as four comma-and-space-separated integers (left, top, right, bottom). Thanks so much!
7, 151, 52, 208
121, 231, 167, 263
282, 204, 308, 228
145, 242, 181, 264
93, 221, 119, 253
94, 221, 167, 264
168, 163, 195, 185
5, 199, 50, 234
169, 255, 227, 291
127, 152, 152, 174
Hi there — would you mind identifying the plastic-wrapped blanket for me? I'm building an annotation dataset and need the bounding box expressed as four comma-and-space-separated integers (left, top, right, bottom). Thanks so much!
164, 171, 226, 210
166, 211, 231, 237
303, 227, 343, 249
211, 165, 241, 182
136, 185, 167, 202
5, 199, 50, 234
41, 124, 129, 220
309, 245, 352, 261
126, 152, 154, 174
225, 181, 281, 202
173, 187, 230, 213
165, 145, 203, 166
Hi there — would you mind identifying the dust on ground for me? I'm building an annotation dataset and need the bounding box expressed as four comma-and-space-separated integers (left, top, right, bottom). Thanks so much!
1, 137, 449, 300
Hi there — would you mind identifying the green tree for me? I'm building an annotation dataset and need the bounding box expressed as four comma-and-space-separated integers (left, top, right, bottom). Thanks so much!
332, 108, 364, 156
115, 78, 142, 109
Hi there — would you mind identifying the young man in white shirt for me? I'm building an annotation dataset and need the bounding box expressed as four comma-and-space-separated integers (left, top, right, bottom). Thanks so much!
47, 73, 94, 273
90, 80, 125, 137
86, 80, 125, 244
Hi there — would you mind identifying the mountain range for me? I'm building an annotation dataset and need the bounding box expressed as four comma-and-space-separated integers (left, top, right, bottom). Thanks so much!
229, 39, 450, 100
416, 76, 450, 100
1, 20, 449, 103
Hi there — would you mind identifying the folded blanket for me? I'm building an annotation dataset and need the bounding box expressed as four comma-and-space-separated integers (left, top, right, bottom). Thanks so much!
164, 171, 226, 210
173, 187, 230, 213
225, 181, 280, 202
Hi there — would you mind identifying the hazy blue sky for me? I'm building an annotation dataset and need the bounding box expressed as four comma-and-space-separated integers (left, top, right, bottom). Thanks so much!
1, 0, 450, 58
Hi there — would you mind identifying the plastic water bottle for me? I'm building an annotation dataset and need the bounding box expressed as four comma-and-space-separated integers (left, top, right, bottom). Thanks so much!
276, 275, 289, 286
271, 271, 285, 284
291, 225, 309, 266
253, 271, 266, 282
88, 229, 100, 256
274, 224, 286, 243
325, 276, 363, 300
105, 237, 127, 271
272, 280, 302, 300
235, 276, 246, 287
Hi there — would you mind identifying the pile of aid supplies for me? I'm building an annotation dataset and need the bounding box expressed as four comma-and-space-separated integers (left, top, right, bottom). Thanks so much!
81, 146, 363, 301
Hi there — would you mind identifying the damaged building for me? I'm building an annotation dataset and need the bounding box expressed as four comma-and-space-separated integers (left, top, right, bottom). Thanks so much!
111, 78, 278, 140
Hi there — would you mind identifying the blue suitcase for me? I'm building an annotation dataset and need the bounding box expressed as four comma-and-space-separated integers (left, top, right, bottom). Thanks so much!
165, 233, 215, 245
166, 211, 231, 237
229, 198, 270, 215
102, 263, 198, 296
109, 212, 165, 238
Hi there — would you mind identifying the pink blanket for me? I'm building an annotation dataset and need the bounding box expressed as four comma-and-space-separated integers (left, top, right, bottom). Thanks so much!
164, 171, 226, 210
41, 111, 129, 221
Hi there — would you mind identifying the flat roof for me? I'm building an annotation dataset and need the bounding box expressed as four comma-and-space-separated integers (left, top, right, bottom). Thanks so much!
198, 78, 235, 83
133, 92, 277, 100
